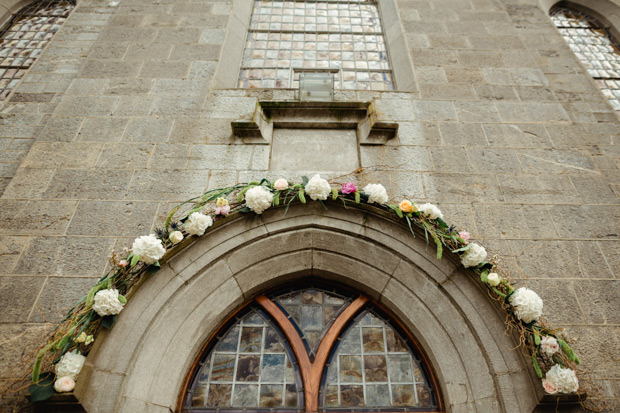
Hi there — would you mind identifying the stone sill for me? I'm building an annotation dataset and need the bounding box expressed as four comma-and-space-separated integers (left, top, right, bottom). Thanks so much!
232, 100, 398, 145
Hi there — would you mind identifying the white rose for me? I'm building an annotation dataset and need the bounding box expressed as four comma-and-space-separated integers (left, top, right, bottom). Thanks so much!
545, 364, 579, 394
273, 178, 289, 191
508, 287, 543, 324
245, 185, 272, 214
184, 212, 213, 236
305, 175, 331, 201
56, 351, 85, 380
363, 183, 388, 204
540, 336, 560, 356
487, 272, 500, 287
54, 376, 75, 393
132, 234, 165, 265
169, 230, 184, 244
418, 203, 443, 220
460, 243, 487, 268
92, 288, 124, 317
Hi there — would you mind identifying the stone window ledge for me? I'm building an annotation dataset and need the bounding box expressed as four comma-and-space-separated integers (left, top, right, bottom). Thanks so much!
231, 101, 398, 145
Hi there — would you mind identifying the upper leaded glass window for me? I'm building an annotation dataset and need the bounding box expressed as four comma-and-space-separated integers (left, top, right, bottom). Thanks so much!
0, 0, 75, 100
183, 286, 441, 412
551, 7, 620, 113
238, 0, 394, 90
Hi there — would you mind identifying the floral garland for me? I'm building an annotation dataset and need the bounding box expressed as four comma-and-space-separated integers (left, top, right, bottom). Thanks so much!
28, 175, 581, 402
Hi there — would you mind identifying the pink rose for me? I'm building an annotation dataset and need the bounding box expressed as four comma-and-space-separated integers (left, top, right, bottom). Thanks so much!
458, 231, 470, 243
118, 259, 128, 268
542, 379, 558, 395
273, 178, 288, 191
54, 376, 76, 393
215, 205, 231, 216
341, 182, 357, 195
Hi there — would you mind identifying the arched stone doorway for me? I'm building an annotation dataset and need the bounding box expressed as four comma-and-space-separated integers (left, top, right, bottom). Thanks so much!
74, 202, 539, 412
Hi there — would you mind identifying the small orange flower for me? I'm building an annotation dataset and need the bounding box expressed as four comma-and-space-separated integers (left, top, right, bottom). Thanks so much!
399, 199, 414, 213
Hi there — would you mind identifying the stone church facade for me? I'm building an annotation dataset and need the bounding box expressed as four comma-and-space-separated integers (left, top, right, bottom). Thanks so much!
0, 0, 619, 411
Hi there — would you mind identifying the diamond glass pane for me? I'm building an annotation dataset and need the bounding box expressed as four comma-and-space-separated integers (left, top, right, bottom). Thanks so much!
273, 288, 350, 358
321, 312, 435, 410
0, 0, 75, 100
551, 8, 620, 113
239, 0, 394, 90
188, 310, 302, 409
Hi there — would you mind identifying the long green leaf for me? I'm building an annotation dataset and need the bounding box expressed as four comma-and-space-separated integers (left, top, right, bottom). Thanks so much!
532, 353, 543, 378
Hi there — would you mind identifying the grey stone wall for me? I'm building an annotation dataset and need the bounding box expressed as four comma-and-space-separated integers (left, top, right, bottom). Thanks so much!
0, 0, 618, 410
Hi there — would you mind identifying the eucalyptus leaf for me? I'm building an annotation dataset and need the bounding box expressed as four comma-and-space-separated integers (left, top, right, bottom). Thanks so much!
452, 244, 472, 253
239, 207, 251, 213
130, 254, 139, 267
28, 372, 55, 403
301, 176, 309, 185
531, 354, 542, 379
101, 315, 117, 329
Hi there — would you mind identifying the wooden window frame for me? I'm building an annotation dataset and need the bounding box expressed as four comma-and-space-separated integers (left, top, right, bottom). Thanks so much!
178, 289, 445, 413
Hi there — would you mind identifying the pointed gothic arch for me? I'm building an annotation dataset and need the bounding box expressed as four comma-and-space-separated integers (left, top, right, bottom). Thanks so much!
74, 202, 542, 413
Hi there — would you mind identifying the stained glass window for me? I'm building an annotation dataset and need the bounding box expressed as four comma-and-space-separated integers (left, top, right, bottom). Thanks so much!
238, 0, 394, 90
550, 7, 620, 113
187, 310, 303, 409
183, 286, 440, 412
321, 311, 435, 409
0, 0, 75, 100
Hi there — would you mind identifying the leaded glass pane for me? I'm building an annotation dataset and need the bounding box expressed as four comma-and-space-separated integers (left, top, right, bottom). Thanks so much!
0, 0, 75, 100
239, 0, 394, 90
551, 8, 620, 114
188, 309, 302, 409
320, 311, 436, 410
273, 288, 351, 358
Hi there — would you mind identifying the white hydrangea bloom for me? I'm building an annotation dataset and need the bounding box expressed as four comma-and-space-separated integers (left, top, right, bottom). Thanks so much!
546, 364, 579, 393
305, 175, 331, 201
245, 185, 272, 214
56, 351, 85, 380
418, 203, 444, 220
132, 234, 165, 265
363, 183, 388, 204
184, 212, 213, 236
460, 243, 487, 268
92, 288, 124, 317
508, 287, 543, 324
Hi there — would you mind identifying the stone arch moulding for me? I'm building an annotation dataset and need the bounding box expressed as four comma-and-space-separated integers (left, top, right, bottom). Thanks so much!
539, 0, 620, 40
74, 202, 542, 413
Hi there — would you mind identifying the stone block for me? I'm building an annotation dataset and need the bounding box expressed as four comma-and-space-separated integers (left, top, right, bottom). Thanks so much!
473, 204, 559, 240
483, 124, 552, 148
54, 95, 119, 117
168, 118, 233, 144
495, 102, 570, 123
0, 323, 50, 372
520, 279, 584, 325
88, 44, 130, 60
454, 101, 500, 123
123, 118, 174, 143
153, 28, 202, 44
414, 66, 447, 84
474, 84, 519, 101
570, 176, 619, 204
0, 276, 45, 322
438, 122, 487, 147
444, 67, 484, 84
187, 145, 258, 170
361, 146, 432, 171
499, 174, 579, 204
482, 68, 548, 87
419, 84, 476, 100
169, 44, 221, 61
97, 143, 154, 169
151, 96, 204, 117
66, 201, 158, 236
516, 149, 596, 174
396, 121, 442, 146
424, 173, 504, 203
138, 61, 191, 79
413, 100, 456, 121
0, 200, 77, 235
148, 144, 191, 169
29, 276, 98, 322
375, 98, 415, 121
430, 147, 473, 172
79, 60, 141, 78
468, 148, 522, 173
43, 169, 133, 200
36, 116, 83, 142
124, 44, 173, 61
410, 49, 457, 66
114, 96, 156, 116
0, 236, 26, 272
511, 240, 584, 279
549, 205, 620, 239
1, 167, 55, 199
104, 78, 155, 95
125, 170, 210, 201
457, 50, 504, 67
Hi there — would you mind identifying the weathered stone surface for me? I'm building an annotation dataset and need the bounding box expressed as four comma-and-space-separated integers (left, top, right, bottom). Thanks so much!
66, 201, 158, 236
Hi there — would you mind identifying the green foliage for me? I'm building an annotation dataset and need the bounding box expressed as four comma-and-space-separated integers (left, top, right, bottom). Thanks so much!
558, 338, 580, 364
354, 191, 360, 204
480, 270, 488, 283
331, 188, 338, 200
28, 372, 55, 403
101, 315, 117, 329
298, 189, 306, 204
532, 353, 543, 379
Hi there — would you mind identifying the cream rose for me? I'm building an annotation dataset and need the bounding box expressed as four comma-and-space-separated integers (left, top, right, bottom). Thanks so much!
363, 183, 388, 204
487, 272, 500, 287
545, 365, 578, 393
274, 178, 289, 191
132, 234, 165, 265
460, 243, 487, 268
92, 288, 124, 317
542, 379, 558, 395
184, 212, 213, 236
245, 185, 272, 214
508, 287, 543, 324
418, 203, 443, 220
540, 336, 559, 356
56, 351, 85, 380
169, 230, 184, 244
305, 175, 331, 201
54, 376, 75, 393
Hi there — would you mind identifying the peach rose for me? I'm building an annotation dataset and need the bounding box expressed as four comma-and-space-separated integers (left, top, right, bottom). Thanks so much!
399, 200, 414, 213
542, 379, 558, 395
